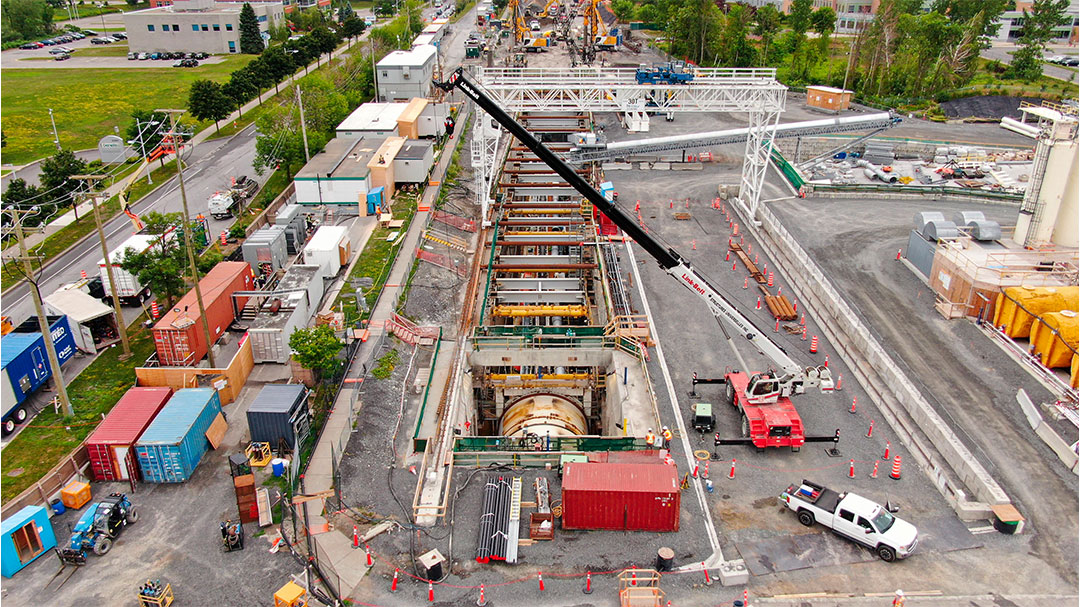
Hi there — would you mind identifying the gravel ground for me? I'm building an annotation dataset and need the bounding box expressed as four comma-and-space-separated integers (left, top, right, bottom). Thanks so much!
939, 95, 1044, 120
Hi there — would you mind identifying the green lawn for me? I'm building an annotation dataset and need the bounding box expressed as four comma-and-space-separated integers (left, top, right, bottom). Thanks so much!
1, 320, 156, 502
74, 42, 131, 57
0, 55, 255, 166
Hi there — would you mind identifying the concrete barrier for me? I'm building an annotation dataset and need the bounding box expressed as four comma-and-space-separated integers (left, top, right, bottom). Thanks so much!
745, 202, 1011, 521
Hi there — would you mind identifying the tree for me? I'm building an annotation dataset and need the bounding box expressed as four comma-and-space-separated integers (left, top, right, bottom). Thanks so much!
188, 79, 232, 133
126, 110, 167, 160
239, 2, 265, 54
1, 0, 54, 41
667, 0, 723, 65
718, 5, 757, 67
253, 104, 315, 180
341, 15, 366, 41
612, 0, 635, 23
260, 45, 296, 92
1, 179, 43, 226
1009, 0, 1070, 81
289, 325, 344, 379
119, 215, 189, 308
807, 6, 836, 79
223, 69, 258, 116
338, 0, 353, 22
40, 149, 88, 215
309, 25, 341, 56
636, 4, 659, 25
754, 4, 781, 66
786, 0, 814, 79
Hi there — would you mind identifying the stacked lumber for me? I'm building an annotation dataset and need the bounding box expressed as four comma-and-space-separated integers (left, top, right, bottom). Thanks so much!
729, 242, 766, 283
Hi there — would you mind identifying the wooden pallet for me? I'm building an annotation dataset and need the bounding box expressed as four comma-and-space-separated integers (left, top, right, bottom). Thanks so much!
729, 242, 766, 284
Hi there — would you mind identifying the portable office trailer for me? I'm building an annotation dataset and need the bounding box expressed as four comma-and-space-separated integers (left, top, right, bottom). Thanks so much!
303, 225, 350, 277
248, 264, 325, 364
151, 262, 253, 366
1, 317, 76, 433
86, 387, 173, 482
135, 388, 223, 483
242, 226, 289, 277
246, 384, 310, 449
393, 140, 435, 183
1, 506, 56, 578
561, 462, 680, 532
43, 288, 117, 352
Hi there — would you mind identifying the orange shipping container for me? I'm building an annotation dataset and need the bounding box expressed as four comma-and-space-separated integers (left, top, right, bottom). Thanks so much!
152, 262, 254, 366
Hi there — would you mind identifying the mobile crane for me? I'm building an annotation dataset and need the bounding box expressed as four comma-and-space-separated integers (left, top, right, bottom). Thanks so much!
436, 68, 835, 450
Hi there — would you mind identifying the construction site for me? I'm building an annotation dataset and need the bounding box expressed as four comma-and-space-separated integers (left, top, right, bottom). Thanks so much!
2, 2, 1077, 607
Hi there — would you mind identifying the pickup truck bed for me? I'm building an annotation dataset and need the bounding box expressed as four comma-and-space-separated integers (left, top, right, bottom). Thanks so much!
788, 481, 841, 513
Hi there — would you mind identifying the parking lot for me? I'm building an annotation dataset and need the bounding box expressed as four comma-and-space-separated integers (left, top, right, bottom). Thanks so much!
2, 34, 226, 69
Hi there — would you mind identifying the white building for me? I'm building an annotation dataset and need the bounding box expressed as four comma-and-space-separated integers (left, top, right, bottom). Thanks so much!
336, 98, 452, 140
991, 0, 1079, 42
376, 45, 438, 102
294, 137, 383, 206
124, 0, 284, 54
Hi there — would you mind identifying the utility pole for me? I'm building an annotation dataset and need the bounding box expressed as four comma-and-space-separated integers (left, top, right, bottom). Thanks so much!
73, 175, 133, 360
156, 109, 217, 368
295, 86, 311, 163
48, 108, 61, 151
4, 207, 74, 416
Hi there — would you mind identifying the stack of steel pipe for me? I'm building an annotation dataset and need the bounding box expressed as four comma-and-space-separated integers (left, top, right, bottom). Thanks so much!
475, 476, 516, 563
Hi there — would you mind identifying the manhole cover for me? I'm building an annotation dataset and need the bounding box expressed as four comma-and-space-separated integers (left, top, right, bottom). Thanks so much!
8, 468, 25, 477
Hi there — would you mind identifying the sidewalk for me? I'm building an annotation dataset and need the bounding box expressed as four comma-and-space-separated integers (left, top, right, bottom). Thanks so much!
300, 104, 473, 600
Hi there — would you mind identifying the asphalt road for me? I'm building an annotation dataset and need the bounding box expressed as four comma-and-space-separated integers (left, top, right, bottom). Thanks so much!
981, 43, 1079, 82
2, 125, 260, 325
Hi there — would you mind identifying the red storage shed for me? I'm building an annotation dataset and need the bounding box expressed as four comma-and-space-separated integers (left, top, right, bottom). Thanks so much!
152, 262, 254, 366
86, 387, 173, 482
561, 462, 680, 532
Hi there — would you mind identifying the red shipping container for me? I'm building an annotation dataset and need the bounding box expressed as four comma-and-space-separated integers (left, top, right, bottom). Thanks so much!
152, 262, 254, 366
561, 462, 680, 532
86, 387, 173, 482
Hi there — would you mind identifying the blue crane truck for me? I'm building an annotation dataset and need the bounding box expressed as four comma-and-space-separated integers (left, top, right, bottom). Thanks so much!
635, 61, 695, 85
0, 316, 77, 435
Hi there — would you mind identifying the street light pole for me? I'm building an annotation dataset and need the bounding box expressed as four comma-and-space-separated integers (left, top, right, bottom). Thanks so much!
156, 109, 217, 367
5, 207, 74, 417
48, 108, 61, 151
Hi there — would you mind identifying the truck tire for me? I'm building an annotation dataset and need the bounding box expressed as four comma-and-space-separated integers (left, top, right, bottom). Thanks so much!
1, 418, 15, 436
725, 381, 736, 408
93, 537, 113, 556
797, 510, 815, 527
126, 506, 139, 524
13, 406, 27, 423
876, 545, 896, 562
740, 414, 749, 438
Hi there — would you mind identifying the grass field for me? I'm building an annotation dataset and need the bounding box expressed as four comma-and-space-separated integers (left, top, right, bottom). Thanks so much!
73, 42, 131, 57
0, 55, 255, 165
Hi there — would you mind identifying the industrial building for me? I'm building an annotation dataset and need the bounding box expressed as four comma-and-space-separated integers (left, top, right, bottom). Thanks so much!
293, 135, 436, 207
124, 0, 284, 54
336, 98, 451, 140
376, 45, 438, 102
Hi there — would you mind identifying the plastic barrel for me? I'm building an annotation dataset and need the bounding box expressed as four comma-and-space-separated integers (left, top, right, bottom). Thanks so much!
271, 458, 285, 477
51, 498, 66, 515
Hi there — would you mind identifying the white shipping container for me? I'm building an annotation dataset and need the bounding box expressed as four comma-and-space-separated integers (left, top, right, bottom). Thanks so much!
303, 226, 350, 277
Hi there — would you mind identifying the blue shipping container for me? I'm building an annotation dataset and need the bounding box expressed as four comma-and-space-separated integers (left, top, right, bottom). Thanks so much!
135, 388, 222, 483
1, 505, 57, 578
0, 316, 77, 418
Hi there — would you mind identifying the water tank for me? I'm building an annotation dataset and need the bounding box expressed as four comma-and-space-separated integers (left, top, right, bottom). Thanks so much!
913, 211, 945, 232
967, 220, 1002, 241
922, 220, 959, 242
954, 211, 985, 225
500, 394, 587, 438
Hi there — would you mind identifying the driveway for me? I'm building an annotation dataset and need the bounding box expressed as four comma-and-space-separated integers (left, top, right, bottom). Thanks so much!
981, 42, 1079, 82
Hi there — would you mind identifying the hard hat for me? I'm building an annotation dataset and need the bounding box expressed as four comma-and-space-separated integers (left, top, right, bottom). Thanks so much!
648, 428, 653, 433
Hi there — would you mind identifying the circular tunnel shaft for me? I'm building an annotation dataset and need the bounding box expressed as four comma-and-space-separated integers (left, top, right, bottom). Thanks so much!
499, 393, 588, 438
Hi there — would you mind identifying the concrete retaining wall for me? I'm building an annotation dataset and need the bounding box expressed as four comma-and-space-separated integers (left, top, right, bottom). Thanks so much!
744, 201, 1011, 521
774, 136, 1031, 164
804, 184, 1023, 207
1017, 389, 1079, 474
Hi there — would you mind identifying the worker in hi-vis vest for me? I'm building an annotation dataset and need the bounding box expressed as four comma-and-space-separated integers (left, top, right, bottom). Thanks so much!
645, 429, 656, 447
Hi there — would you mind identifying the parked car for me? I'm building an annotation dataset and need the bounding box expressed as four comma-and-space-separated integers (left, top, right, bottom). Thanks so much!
18, 43, 39, 50
71, 32, 86, 39
103, 36, 118, 42
194, 52, 208, 59
128, 52, 138, 60
41, 39, 57, 45
55, 53, 71, 61
112, 32, 127, 39
57, 46, 75, 53
1064, 57, 1079, 67
48, 47, 68, 55
82, 29, 98, 35
181, 58, 199, 67
172, 59, 184, 67
138, 52, 150, 60
149, 52, 159, 59
90, 37, 109, 44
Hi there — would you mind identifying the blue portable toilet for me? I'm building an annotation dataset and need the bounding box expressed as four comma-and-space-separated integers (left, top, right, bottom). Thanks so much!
1, 505, 57, 578
366, 187, 384, 215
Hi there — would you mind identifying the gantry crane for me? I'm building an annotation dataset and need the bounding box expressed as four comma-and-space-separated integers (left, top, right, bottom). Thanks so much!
436, 68, 836, 450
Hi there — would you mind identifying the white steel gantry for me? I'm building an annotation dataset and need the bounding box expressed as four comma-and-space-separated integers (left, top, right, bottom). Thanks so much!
469, 66, 787, 224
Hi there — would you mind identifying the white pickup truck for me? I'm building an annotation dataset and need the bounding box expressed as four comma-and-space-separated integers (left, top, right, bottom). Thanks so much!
779, 479, 918, 562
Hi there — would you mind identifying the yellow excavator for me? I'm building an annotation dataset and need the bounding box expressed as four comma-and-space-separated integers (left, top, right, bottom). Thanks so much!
507, 0, 530, 45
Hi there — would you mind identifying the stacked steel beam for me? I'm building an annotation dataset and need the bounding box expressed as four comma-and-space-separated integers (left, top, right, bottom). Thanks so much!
475, 476, 515, 563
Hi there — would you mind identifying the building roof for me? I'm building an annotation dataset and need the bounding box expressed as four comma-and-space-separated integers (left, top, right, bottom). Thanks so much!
154, 262, 250, 331
44, 289, 113, 324
0, 333, 41, 369
396, 139, 433, 161
296, 136, 386, 180
412, 34, 436, 47
398, 97, 428, 123
368, 137, 407, 170
562, 462, 678, 493
337, 103, 409, 133
248, 384, 306, 413
86, 387, 173, 445
806, 85, 852, 95
377, 44, 437, 69
305, 225, 348, 252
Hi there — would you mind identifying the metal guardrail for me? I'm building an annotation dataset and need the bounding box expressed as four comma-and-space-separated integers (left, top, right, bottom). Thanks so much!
807, 182, 1024, 202
454, 435, 647, 452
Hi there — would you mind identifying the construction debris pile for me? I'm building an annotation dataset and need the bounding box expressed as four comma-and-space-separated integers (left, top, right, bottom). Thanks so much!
807, 145, 1034, 194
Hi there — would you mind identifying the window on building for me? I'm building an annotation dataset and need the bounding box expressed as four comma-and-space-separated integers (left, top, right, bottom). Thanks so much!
258, 15, 268, 22
201, 24, 209, 31
148, 24, 155, 31
226, 23, 234, 31
193, 24, 200, 31
228, 41, 236, 52
213, 24, 220, 31
172, 24, 179, 31
162, 24, 169, 31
